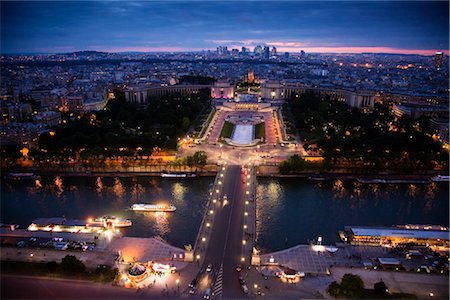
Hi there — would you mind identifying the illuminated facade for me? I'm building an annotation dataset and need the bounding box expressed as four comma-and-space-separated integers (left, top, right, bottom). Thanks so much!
211, 81, 234, 99
342, 226, 449, 248
125, 84, 211, 104
261, 81, 375, 110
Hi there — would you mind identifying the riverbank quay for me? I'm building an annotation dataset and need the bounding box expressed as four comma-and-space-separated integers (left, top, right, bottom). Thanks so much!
3, 165, 447, 181
1, 232, 187, 271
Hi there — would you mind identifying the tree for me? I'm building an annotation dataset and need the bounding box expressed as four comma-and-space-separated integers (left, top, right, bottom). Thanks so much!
374, 280, 388, 296
182, 117, 191, 132
328, 281, 342, 297
186, 155, 194, 169
340, 273, 364, 297
193, 151, 207, 168
60, 255, 86, 275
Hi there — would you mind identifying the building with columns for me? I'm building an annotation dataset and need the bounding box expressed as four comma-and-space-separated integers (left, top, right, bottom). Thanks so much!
261, 81, 375, 110
211, 81, 234, 99
125, 84, 212, 104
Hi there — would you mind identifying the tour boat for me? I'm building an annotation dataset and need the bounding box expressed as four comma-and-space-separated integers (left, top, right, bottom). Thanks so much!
161, 171, 197, 178
131, 203, 177, 212
4, 172, 41, 180
430, 175, 450, 182
86, 216, 132, 228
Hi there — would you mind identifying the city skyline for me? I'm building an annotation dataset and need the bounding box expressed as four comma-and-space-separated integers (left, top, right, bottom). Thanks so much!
1, 0, 449, 55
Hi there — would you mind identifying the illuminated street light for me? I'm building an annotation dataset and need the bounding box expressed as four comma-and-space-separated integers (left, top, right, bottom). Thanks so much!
218, 181, 222, 185
206, 223, 210, 227
220, 174, 223, 177
202, 237, 206, 242
254, 284, 258, 289
247, 182, 250, 186
243, 225, 248, 229
213, 199, 217, 204
196, 254, 200, 260
245, 201, 249, 205
244, 212, 248, 216
242, 240, 246, 245
209, 210, 214, 215
241, 257, 245, 262
246, 191, 250, 195
216, 189, 219, 193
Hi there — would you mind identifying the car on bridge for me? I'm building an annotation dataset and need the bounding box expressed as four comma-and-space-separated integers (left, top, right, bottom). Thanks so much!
189, 287, 197, 295
206, 264, 213, 272
203, 288, 211, 299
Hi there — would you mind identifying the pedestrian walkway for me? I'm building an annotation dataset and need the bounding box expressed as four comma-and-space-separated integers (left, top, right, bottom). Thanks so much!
212, 264, 223, 298
108, 237, 185, 263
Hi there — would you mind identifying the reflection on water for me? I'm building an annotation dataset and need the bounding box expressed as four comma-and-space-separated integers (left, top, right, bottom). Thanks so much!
172, 182, 187, 203
1, 176, 212, 248
54, 176, 64, 197
408, 184, 417, 197
35, 179, 42, 189
332, 179, 345, 199
256, 178, 449, 252
95, 177, 104, 193
113, 178, 125, 200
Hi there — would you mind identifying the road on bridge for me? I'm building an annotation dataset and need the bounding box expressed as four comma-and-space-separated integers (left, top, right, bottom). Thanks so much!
194, 164, 253, 299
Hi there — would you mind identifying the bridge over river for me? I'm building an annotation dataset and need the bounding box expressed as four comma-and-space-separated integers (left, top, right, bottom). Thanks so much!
189, 163, 257, 298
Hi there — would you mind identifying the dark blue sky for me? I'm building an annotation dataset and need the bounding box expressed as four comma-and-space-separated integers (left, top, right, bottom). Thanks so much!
1, 1, 448, 54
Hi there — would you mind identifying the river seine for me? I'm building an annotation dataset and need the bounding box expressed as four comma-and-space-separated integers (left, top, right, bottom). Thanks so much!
1, 176, 448, 252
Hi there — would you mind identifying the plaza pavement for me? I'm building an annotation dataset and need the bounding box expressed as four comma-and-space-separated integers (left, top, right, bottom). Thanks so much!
260, 244, 390, 274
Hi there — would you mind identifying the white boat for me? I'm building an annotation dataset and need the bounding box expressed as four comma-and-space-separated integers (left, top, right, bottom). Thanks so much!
87, 216, 132, 228
430, 175, 450, 182
131, 204, 177, 212
161, 173, 187, 178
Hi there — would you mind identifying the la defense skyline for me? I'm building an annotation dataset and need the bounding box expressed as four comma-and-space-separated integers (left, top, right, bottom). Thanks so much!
1, 1, 449, 55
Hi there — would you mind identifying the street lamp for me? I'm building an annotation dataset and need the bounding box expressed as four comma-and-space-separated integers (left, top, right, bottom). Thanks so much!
206, 222, 210, 227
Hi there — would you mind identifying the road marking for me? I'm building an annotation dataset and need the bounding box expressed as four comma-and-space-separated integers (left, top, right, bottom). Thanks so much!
211, 265, 223, 298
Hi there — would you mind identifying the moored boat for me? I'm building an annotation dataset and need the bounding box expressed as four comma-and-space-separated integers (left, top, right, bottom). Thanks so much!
430, 175, 450, 182
86, 216, 132, 228
131, 203, 176, 212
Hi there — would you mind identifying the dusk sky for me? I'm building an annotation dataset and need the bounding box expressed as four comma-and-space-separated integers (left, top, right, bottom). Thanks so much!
1, 1, 449, 55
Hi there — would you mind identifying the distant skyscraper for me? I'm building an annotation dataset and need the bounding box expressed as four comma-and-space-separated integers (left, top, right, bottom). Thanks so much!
435, 51, 444, 69
254, 45, 263, 56
300, 50, 306, 59
263, 46, 270, 59
242, 47, 248, 55
270, 46, 277, 56
217, 46, 228, 55
284, 52, 290, 59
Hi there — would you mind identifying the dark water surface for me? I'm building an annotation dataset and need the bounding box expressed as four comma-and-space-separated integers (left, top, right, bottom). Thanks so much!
2, 176, 448, 251
256, 178, 449, 252
1, 176, 213, 248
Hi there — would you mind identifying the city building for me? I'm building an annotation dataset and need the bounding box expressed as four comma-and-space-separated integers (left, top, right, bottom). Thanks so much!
341, 226, 449, 248
393, 103, 448, 119
435, 51, 444, 69
211, 81, 234, 99
263, 46, 270, 60
125, 84, 212, 104
261, 81, 375, 109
